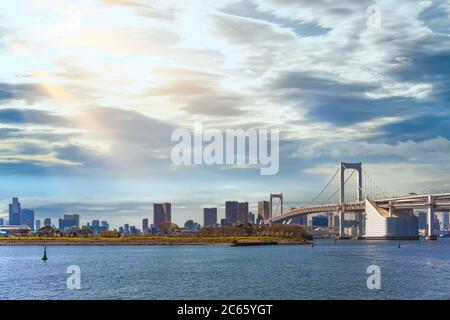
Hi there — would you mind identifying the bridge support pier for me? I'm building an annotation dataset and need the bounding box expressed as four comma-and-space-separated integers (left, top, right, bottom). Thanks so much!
426, 195, 437, 240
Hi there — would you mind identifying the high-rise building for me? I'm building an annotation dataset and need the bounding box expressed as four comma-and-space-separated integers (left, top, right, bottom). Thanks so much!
258, 201, 270, 222
8, 197, 21, 225
0, 218, 4, 226
443, 212, 449, 231
20, 209, 35, 231
44, 218, 52, 227
225, 201, 238, 224
92, 220, 100, 227
237, 202, 249, 224
58, 214, 80, 230
203, 208, 217, 227
153, 203, 171, 228
142, 218, 149, 233
124, 224, 130, 233
35, 219, 41, 230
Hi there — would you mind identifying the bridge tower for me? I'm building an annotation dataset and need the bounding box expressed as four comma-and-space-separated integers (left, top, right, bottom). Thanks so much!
270, 193, 283, 219
339, 162, 363, 237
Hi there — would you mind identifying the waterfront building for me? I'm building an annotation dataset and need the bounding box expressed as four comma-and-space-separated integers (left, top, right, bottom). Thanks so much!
153, 203, 171, 228
363, 199, 418, 240
203, 208, 217, 227
20, 209, 35, 231
124, 224, 130, 234
237, 202, 249, 224
44, 218, 52, 227
142, 218, 149, 234
35, 219, 41, 230
8, 197, 21, 225
257, 201, 270, 222
58, 214, 80, 230
225, 201, 238, 224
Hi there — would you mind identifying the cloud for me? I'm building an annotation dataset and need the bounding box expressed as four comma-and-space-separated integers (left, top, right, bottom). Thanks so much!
0, 83, 48, 104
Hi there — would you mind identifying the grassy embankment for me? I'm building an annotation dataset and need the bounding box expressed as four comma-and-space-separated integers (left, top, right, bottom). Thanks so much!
0, 236, 310, 246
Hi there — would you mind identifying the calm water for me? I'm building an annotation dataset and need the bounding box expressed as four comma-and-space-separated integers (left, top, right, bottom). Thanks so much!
1, 239, 450, 300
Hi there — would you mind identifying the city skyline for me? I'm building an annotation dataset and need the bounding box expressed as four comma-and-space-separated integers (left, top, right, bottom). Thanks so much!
1, 1, 450, 227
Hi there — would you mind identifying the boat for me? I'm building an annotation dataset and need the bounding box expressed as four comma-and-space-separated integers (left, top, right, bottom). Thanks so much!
230, 241, 278, 247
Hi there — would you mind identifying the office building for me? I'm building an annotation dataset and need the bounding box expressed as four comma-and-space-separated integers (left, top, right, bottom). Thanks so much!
153, 203, 171, 228
101, 220, 109, 231
312, 215, 328, 227
142, 218, 149, 234
20, 209, 35, 231
0, 218, 4, 226
44, 218, 52, 227
203, 208, 217, 227
9, 197, 21, 225
124, 224, 130, 234
237, 202, 249, 224
35, 219, 41, 230
225, 201, 238, 224
258, 201, 270, 222
58, 214, 80, 230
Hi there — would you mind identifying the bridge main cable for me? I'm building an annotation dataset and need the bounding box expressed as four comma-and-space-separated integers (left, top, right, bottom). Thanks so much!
309, 167, 340, 204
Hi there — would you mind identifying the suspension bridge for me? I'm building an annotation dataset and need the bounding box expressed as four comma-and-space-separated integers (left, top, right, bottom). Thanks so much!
268, 162, 450, 240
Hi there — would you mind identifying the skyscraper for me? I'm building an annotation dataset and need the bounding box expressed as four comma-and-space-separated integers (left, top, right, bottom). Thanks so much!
8, 197, 21, 225
20, 209, 35, 231
203, 208, 217, 227
142, 218, 149, 233
225, 201, 238, 224
153, 203, 171, 228
35, 219, 41, 230
237, 202, 249, 224
0, 218, 4, 226
258, 201, 270, 222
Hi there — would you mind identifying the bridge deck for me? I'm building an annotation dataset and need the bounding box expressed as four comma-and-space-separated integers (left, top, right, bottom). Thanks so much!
270, 193, 450, 223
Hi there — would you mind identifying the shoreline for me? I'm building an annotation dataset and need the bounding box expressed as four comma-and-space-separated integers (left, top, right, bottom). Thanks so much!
0, 236, 311, 246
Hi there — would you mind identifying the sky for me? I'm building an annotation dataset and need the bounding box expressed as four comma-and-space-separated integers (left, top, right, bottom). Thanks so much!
0, 0, 450, 228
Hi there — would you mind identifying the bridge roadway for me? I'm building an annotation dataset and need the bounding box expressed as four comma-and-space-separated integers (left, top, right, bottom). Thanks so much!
270, 193, 450, 223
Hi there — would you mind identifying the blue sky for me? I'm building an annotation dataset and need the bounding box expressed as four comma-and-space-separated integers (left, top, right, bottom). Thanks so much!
0, 0, 450, 228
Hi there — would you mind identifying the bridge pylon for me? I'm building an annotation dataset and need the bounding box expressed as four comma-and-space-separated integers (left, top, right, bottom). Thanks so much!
270, 193, 283, 219
339, 162, 363, 238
